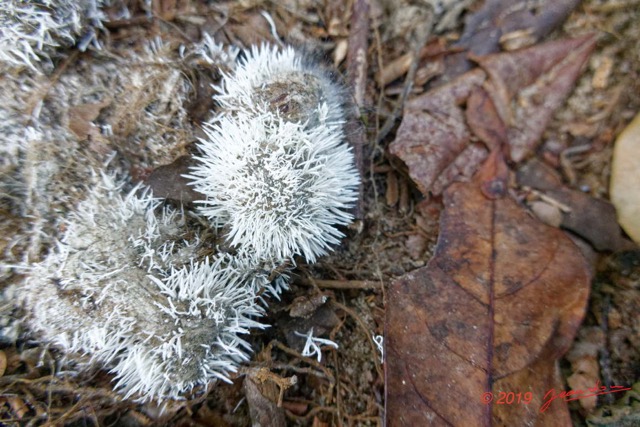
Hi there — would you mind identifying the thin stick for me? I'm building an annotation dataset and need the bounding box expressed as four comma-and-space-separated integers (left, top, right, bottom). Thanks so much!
300, 279, 382, 290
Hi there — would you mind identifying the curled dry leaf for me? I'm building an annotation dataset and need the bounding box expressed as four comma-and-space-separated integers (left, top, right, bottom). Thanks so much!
610, 112, 640, 244
477, 33, 597, 162
390, 35, 596, 195
385, 152, 591, 426
518, 159, 633, 252
389, 69, 486, 195
443, 0, 581, 80
244, 376, 286, 427
145, 156, 205, 203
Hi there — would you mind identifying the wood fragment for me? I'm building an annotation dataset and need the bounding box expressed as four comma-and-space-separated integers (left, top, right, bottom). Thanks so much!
345, 0, 370, 221
301, 279, 382, 290
385, 171, 399, 207
398, 176, 410, 214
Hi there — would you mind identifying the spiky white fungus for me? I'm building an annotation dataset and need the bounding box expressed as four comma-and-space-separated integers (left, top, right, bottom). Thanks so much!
373, 334, 384, 364
215, 44, 345, 127
294, 328, 338, 363
19, 173, 278, 401
191, 33, 240, 70
0, 0, 105, 71
187, 112, 359, 264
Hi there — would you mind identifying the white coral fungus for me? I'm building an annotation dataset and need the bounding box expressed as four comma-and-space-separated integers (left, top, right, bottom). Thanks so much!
188, 112, 359, 263
20, 173, 275, 401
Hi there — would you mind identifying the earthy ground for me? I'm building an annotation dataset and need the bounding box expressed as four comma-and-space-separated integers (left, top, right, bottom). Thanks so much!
1, 0, 639, 426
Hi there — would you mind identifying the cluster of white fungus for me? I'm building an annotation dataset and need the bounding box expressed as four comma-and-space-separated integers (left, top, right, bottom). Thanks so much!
189, 44, 359, 264
20, 173, 276, 401
5, 41, 356, 403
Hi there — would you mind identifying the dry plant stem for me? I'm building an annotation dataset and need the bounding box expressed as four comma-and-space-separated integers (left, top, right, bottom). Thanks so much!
271, 363, 330, 379
330, 301, 383, 379
267, 341, 335, 387
332, 338, 344, 423
376, 14, 433, 145
347, 0, 369, 109
586, 84, 624, 124
600, 293, 615, 405
560, 143, 592, 185
103, 15, 154, 30
302, 279, 381, 290
346, 0, 370, 220
26, 50, 79, 118
521, 186, 572, 212
285, 405, 339, 423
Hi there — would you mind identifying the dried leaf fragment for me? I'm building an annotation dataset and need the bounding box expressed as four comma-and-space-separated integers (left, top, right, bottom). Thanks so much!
390, 35, 596, 195
68, 99, 111, 140
477, 33, 597, 162
145, 156, 205, 203
385, 153, 590, 426
244, 376, 287, 427
518, 159, 633, 251
610, 112, 640, 244
0, 350, 6, 377
389, 69, 486, 195
444, 0, 582, 79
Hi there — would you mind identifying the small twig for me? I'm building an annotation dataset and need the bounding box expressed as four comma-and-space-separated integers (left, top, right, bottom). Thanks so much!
267, 341, 335, 387
26, 50, 79, 118
284, 404, 340, 422
345, 0, 370, 221
330, 301, 383, 379
376, 13, 434, 144
520, 186, 572, 213
560, 143, 592, 184
599, 293, 615, 405
346, 0, 370, 110
300, 278, 382, 290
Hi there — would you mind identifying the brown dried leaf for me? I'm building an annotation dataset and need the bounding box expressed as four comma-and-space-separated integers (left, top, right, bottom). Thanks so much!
389, 69, 486, 195
385, 153, 590, 426
443, 0, 581, 80
145, 156, 204, 203
390, 35, 596, 195
518, 159, 633, 252
566, 327, 605, 412
68, 99, 111, 140
477, 34, 597, 162
244, 376, 286, 427
465, 87, 506, 152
